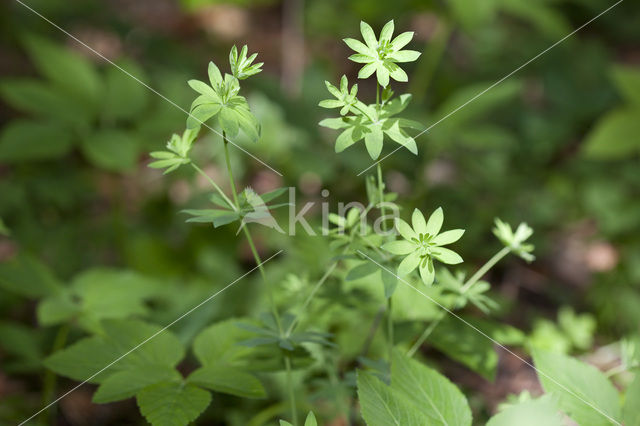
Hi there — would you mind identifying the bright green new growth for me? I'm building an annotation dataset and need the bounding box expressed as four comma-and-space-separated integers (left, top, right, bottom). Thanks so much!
383, 207, 464, 285
185, 48, 262, 140
345, 20, 421, 87
229, 45, 263, 80
319, 20, 424, 160
148, 128, 198, 174
319, 75, 358, 116
493, 218, 535, 262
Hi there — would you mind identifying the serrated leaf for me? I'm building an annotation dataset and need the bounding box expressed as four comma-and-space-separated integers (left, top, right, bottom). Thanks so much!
487, 395, 562, 426
532, 349, 621, 426
358, 351, 471, 426
45, 319, 185, 383
93, 365, 181, 403
391, 350, 472, 425
358, 371, 425, 426
137, 382, 211, 426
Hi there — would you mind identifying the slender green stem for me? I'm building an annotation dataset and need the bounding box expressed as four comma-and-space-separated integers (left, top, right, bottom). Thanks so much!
376, 163, 386, 232
407, 310, 447, 357
360, 304, 386, 357
408, 246, 512, 357
376, 82, 380, 110
386, 297, 394, 362
461, 246, 511, 292
287, 262, 338, 335
222, 138, 241, 207
220, 133, 281, 330
42, 324, 69, 425
376, 161, 393, 362
284, 355, 298, 426
190, 163, 236, 211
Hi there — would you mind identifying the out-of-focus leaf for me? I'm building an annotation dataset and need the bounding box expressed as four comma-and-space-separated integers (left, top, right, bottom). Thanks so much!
81, 129, 140, 171
187, 365, 266, 398
611, 65, 640, 105
0, 254, 61, 298
136, 382, 211, 426
623, 374, 640, 426
93, 365, 181, 403
487, 395, 563, 426
23, 34, 102, 107
45, 319, 185, 383
357, 350, 471, 425
0, 120, 73, 162
583, 108, 640, 159
103, 60, 149, 120
0, 79, 91, 125
532, 349, 621, 426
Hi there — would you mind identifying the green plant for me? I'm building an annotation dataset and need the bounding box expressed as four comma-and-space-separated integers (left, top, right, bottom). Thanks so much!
5, 16, 640, 426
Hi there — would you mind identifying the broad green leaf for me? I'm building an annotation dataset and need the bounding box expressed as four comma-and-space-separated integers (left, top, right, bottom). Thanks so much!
0, 120, 73, 162
37, 268, 158, 330
358, 350, 471, 425
0, 321, 43, 372
532, 349, 621, 426
393, 350, 471, 424
187, 365, 265, 398
23, 34, 102, 107
103, 60, 149, 120
0, 79, 90, 125
93, 365, 181, 403
45, 319, 185, 383
623, 374, 640, 426
583, 108, 640, 159
37, 293, 79, 326
0, 254, 60, 298
193, 319, 257, 368
357, 371, 425, 426
137, 382, 211, 426
81, 129, 140, 172
487, 395, 562, 426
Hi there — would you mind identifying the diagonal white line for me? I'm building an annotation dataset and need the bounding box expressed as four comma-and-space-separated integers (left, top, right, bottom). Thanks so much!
357, 250, 621, 426
13, 0, 283, 177
18, 250, 283, 426
356, 0, 624, 176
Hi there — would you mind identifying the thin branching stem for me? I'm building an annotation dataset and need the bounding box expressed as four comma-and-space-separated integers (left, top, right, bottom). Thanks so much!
284, 355, 298, 426
408, 246, 512, 357
220, 133, 282, 331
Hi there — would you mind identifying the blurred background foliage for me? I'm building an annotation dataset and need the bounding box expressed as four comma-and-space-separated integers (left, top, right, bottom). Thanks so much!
0, 0, 639, 424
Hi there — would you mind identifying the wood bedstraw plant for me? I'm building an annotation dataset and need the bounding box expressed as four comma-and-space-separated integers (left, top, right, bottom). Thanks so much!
23, 22, 639, 426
